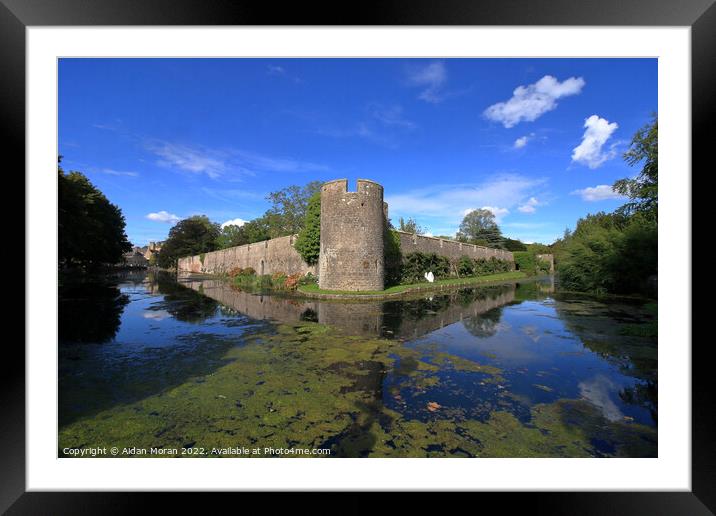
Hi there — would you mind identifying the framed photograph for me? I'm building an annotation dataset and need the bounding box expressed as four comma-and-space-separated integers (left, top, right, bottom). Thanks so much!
6, 0, 712, 511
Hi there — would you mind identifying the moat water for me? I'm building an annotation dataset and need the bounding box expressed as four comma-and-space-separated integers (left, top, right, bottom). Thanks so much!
58, 270, 657, 457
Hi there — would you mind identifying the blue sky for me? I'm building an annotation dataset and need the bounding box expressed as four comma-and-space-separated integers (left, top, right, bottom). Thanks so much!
59, 58, 656, 246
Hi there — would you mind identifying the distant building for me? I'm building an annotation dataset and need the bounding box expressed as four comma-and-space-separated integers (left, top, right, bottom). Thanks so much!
122, 248, 149, 268
143, 241, 163, 261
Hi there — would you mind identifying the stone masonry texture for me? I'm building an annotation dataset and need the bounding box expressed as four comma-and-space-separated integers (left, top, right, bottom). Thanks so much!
177, 234, 317, 277
395, 231, 514, 263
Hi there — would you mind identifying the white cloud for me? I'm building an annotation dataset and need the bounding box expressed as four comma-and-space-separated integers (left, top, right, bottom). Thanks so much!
513, 135, 531, 149
387, 174, 545, 223
517, 197, 540, 213
149, 142, 227, 178
201, 188, 264, 203
484, 75, 586, 128
232, 150, 327, 173
480, 206, 510, 221
97, 168, 139, 177
221, 218, 248, 229
267, 65, 285, 75
267, 64, 303, 83
571, 115, 619, 169
146, 140, 328, 179
571, 184, 626, 201
385, 174, 551, 238
407, 61, 447, 103
503, 222, 547, 229
462, 206, 509, 223
368, 103, 416, 129
146, 211, 181, 224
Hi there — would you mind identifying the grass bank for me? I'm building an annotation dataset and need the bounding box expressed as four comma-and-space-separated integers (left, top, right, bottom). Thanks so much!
297, 271, 528, 299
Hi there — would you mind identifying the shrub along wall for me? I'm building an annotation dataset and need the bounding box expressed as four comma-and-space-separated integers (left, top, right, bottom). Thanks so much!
398, 251, 513, 285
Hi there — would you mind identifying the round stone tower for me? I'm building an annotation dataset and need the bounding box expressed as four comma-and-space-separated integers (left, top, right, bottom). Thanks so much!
318, 179, 385, 291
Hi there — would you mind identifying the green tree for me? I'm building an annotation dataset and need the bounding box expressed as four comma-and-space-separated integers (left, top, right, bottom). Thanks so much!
240, 217, 270, 244
503, 238, 527, 251
613, 115, 658, 219
526, 242, 551, 254
398, 216, 425, 235
295, 192, 321, 265
264, 181, 322, 238
456, 209, 504, 248
156, 215, 220, 269
556, 211, 656, 295
58, 160, 131, 268
216, 181, 322, 250
216, 224, 246, 250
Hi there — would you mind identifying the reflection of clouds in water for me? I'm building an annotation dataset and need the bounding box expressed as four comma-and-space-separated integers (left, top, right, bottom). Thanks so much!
142, 310, 171, 321
498, 321, 512, 332
579, 375, 623, 421
448, 321, 541, 363
521, 325, 541, 342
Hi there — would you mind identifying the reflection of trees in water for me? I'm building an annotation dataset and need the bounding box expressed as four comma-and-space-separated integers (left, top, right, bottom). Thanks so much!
382, 285, 513, 337
553, 297, 658, 425
513, 279, 554, 301
321, 360, 388, 457
151, 273, 219, 323
462, 308, 503, 338
300, 308, 319, 322
59, 282, 129, 344
619, 380, 657, 425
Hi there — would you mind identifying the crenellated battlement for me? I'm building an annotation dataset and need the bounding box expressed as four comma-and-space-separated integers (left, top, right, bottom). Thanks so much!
321, 179, 384, 199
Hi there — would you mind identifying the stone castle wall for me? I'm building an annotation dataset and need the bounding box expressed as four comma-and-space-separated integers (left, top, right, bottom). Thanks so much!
318, 179, 385, 291
177, 179, 515, 288
177, 234, 316, 276
395, 231, 514, 263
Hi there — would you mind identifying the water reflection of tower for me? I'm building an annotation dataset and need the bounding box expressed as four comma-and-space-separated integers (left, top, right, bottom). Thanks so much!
317, 303, 384, 336
177, 277, 518, 340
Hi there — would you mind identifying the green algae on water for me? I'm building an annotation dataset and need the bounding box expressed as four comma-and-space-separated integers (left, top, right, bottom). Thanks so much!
59, 320, 656, 458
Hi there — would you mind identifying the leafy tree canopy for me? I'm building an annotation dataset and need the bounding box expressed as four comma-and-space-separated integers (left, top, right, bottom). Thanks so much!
526, 242, 552, 254
58, 159, 131, 268
456, 208, 505, 248
398, 216, 426, 235
503, 238, 528, 252
264, 181, 323, 238
216, 224, 246, 250
157, 215, 220, 268
555, 211, 656, 296
613, 114, 658, 220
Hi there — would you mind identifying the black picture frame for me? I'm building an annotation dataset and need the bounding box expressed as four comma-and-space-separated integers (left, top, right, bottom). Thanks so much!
4, 0, 711, 512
